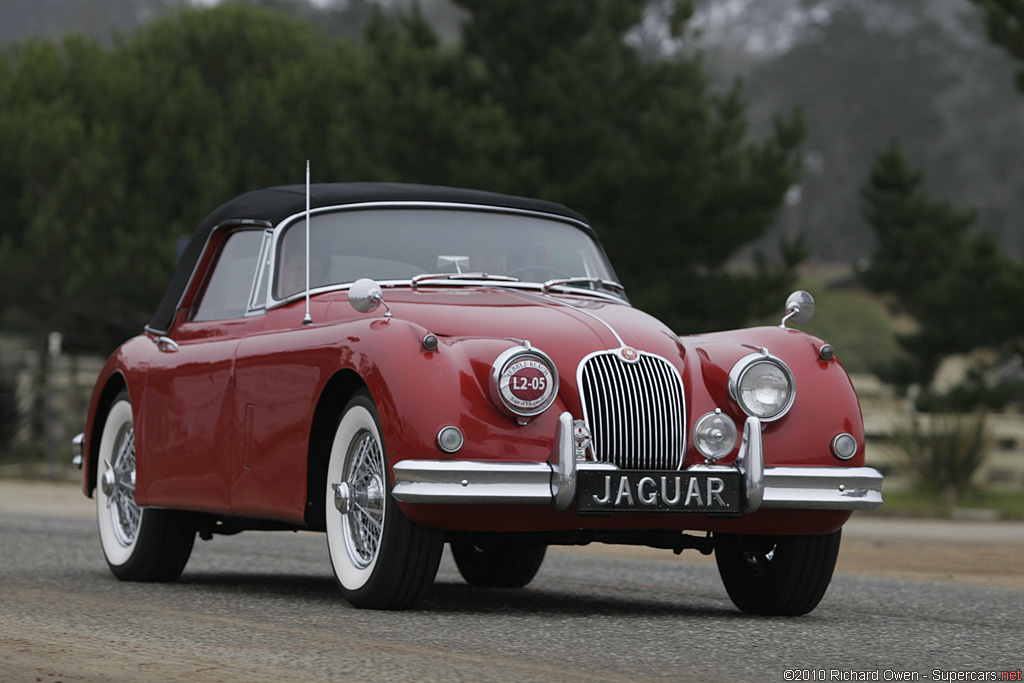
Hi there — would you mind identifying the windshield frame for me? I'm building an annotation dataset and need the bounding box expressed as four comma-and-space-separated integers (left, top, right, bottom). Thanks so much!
256, 201, 628, 311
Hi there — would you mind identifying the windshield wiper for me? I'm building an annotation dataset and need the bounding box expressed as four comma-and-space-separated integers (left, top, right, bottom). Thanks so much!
542, 277, 625, 293
411, 272, 520, 287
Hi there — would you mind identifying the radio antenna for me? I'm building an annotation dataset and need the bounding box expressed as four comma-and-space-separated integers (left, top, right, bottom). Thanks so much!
302, 159, 313, 325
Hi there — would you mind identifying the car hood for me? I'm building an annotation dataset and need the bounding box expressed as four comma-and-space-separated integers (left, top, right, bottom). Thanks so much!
377, 286, 684, 362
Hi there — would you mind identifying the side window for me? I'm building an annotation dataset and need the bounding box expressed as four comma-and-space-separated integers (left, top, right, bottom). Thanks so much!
192, 230, 265, 321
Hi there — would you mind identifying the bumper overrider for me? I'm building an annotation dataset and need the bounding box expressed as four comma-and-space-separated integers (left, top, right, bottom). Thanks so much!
391, 413, 883, 513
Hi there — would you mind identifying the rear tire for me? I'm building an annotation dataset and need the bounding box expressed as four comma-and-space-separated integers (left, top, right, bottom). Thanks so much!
325, 390, 444, 609
451, 540, 547, 588
95, 392, 196, 582
714, 530, 841, 616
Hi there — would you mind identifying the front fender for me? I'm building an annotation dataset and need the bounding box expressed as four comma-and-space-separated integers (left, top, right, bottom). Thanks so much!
81, 335, 156, 497
353, 320, 565, 471
682, 326, 865, 469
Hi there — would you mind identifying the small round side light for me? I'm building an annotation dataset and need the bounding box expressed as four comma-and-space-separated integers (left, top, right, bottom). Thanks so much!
831, 433, 857, 460
422, 334, 439, 351
437, 426, 464, 454
819, 344, 835, 361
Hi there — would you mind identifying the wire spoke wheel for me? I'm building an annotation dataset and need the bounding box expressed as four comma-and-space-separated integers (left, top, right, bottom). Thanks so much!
103, 424, 140, 547
95, 392, 196, 582
325, 390, 443, 610
342, 429, 386, 569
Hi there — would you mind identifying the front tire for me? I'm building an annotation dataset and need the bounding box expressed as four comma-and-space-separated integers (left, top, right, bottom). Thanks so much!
451, 540, 546, 588
95, 393, 196, 581
325, 390, 444, 609
714, 530, 841, 616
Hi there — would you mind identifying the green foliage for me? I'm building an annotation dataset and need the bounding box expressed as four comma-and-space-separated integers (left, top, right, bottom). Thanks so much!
0, 4, 522, 351
888, 411, 990, 507
454, 0, 806, 332
858, 142, 1024, 389
790, 283, 904, 376
0, 2, 803, 351
971, 0, 1024, 91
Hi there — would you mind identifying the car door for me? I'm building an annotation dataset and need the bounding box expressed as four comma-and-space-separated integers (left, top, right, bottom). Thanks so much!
136, 227, 268, 514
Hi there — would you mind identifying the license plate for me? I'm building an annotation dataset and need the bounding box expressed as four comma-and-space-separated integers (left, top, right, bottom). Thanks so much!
576, 469, 742, 514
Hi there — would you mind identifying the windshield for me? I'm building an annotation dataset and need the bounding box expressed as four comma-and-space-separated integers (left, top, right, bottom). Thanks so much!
273, 207, 620, 300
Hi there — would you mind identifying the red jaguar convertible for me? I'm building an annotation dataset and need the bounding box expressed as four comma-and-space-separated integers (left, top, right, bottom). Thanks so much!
74, 183, 882, 615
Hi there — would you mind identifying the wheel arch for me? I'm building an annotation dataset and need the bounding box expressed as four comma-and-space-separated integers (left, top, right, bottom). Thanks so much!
304, 368, 367, 530
86, 373, 128, 497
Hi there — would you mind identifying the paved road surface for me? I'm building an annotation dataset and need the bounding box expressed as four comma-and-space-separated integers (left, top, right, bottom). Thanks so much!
1, 480, 1022, 681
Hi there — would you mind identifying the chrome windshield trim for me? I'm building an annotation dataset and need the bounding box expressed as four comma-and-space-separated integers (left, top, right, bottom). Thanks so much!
411, 272, 520, 286
260, 201, 623, 310
265, 279, 631, 312
542, 276, 625, 293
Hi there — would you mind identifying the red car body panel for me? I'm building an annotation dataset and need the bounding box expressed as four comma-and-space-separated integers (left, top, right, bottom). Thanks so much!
83, 285, 865, 536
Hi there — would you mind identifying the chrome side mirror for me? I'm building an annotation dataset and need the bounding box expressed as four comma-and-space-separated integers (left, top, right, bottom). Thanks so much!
349, 278, 391, 317
780, 290, 814, 328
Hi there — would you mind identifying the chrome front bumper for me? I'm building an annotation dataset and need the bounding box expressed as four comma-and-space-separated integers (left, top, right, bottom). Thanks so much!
392, 413, 884, 513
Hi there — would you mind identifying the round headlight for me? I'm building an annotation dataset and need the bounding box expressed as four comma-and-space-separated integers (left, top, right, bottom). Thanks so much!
694, 410, 738, 462
489, 345, 559, 420
729, 353, 795, 422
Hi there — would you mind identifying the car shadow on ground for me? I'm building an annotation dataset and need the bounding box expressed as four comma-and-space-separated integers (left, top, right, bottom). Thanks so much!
168, 570, 746, 619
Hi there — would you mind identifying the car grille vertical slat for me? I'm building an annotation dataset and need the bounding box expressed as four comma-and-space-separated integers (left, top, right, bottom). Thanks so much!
578, 351, 686, 470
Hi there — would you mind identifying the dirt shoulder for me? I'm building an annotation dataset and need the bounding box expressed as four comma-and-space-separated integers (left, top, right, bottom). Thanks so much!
4, 478, 1023, 589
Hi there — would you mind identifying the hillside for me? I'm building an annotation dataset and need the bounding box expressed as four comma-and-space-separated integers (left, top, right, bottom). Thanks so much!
684, 0, 1024, 261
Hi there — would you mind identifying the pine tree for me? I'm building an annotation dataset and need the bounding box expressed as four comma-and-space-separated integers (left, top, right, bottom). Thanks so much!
859, 142, 1024, 392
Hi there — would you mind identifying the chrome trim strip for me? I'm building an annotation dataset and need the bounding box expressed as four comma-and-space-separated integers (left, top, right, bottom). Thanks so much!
71, 432, 84, 469
391, 460, 555, 505
247, 229, 274, 312
551, 412, 576, 511
734, 416, 764, 512
268, 278, 629, 312
523, 291, 627, 347
761, 467, 884, 510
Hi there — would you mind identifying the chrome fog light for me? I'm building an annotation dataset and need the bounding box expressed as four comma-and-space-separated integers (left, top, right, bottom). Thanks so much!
437, 425, 464, 454
729, 352, 795, 422
694, 410, 738, 462
831, 433, 857, 460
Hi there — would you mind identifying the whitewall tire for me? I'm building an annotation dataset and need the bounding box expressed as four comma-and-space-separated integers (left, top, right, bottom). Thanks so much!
95, 392, 195, 582
325, 390, 443, 609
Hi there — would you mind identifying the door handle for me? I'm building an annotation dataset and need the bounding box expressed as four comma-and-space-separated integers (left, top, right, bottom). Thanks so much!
153, 335, 179, 353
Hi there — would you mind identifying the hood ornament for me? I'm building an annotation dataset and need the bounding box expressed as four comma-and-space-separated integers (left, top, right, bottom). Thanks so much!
619, 346, 639, 363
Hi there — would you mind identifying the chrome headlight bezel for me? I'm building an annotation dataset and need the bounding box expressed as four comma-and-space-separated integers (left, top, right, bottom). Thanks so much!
488, 345, 559, 420
728, 352, 796, 422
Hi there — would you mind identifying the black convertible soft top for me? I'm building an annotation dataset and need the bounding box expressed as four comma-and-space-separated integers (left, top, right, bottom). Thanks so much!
146, 182, 590, 334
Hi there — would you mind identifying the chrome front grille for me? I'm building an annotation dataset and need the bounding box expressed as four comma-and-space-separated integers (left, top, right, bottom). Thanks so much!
577, 351, 686, 470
